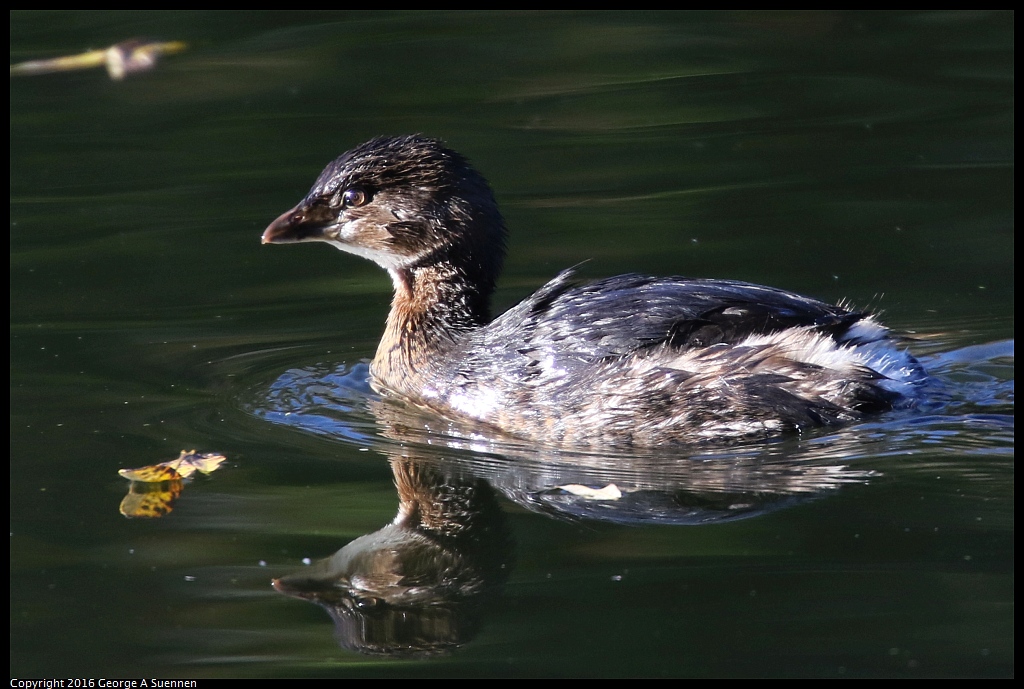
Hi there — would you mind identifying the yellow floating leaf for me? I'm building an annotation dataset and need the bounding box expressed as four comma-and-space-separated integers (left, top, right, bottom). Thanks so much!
165, 450, 227, 478
118, 464, 185, 482
118, 450, 226, 482
557, 483, 623, 500
10, 39, 187, 81
119, 480, 183, 519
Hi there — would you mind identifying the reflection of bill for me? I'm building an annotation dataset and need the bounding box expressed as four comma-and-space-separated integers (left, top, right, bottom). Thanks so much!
10, 39, 187, 80
273, 458, 513, 657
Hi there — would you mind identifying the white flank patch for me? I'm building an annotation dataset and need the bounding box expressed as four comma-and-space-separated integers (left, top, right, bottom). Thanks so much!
740, 328, 865, 373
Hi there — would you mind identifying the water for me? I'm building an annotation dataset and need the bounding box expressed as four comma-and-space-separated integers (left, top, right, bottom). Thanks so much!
10, 11, 1013, 677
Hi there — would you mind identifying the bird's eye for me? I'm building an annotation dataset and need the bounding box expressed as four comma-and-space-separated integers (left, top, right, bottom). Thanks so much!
342, 188, 367, 209
352, 595, 381, 611
327, 187, 368, 210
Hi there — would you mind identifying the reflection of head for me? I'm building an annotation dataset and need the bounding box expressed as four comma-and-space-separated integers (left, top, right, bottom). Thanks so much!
273, 459, 511, 656
327, 596, 478, 658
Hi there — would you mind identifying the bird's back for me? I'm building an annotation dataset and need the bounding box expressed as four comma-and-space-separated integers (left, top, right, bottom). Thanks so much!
404, 270, 925, 446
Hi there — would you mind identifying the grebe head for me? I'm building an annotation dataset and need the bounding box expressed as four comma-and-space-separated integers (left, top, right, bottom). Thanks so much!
262, 135, 507, 295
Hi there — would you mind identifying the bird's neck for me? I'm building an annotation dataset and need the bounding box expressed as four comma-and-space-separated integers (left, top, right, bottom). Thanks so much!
371, 259, 493, 395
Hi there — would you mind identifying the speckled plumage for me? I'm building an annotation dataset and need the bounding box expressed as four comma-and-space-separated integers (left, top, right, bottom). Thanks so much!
263, 135, 925, 446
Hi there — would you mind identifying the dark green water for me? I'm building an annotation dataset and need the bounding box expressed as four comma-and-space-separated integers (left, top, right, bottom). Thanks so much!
11, 11, 1013, 677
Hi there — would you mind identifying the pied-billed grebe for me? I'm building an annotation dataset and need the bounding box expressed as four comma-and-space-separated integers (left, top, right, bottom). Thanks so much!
263, 135, 924, 446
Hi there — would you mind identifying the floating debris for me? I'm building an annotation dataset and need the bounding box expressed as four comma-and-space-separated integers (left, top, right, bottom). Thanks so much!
10, 39, 186, 81
119, 450, 226, 482
117, 450, 225, 519
556, 483, 623, 500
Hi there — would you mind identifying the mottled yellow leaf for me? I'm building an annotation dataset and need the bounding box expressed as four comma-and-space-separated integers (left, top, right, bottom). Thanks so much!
118, 464, 185, 482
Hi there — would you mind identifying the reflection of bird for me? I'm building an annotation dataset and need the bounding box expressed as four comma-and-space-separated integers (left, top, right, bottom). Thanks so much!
272, 458, 511, 657
263, 135, 925, 446
10, 39, 186, 80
